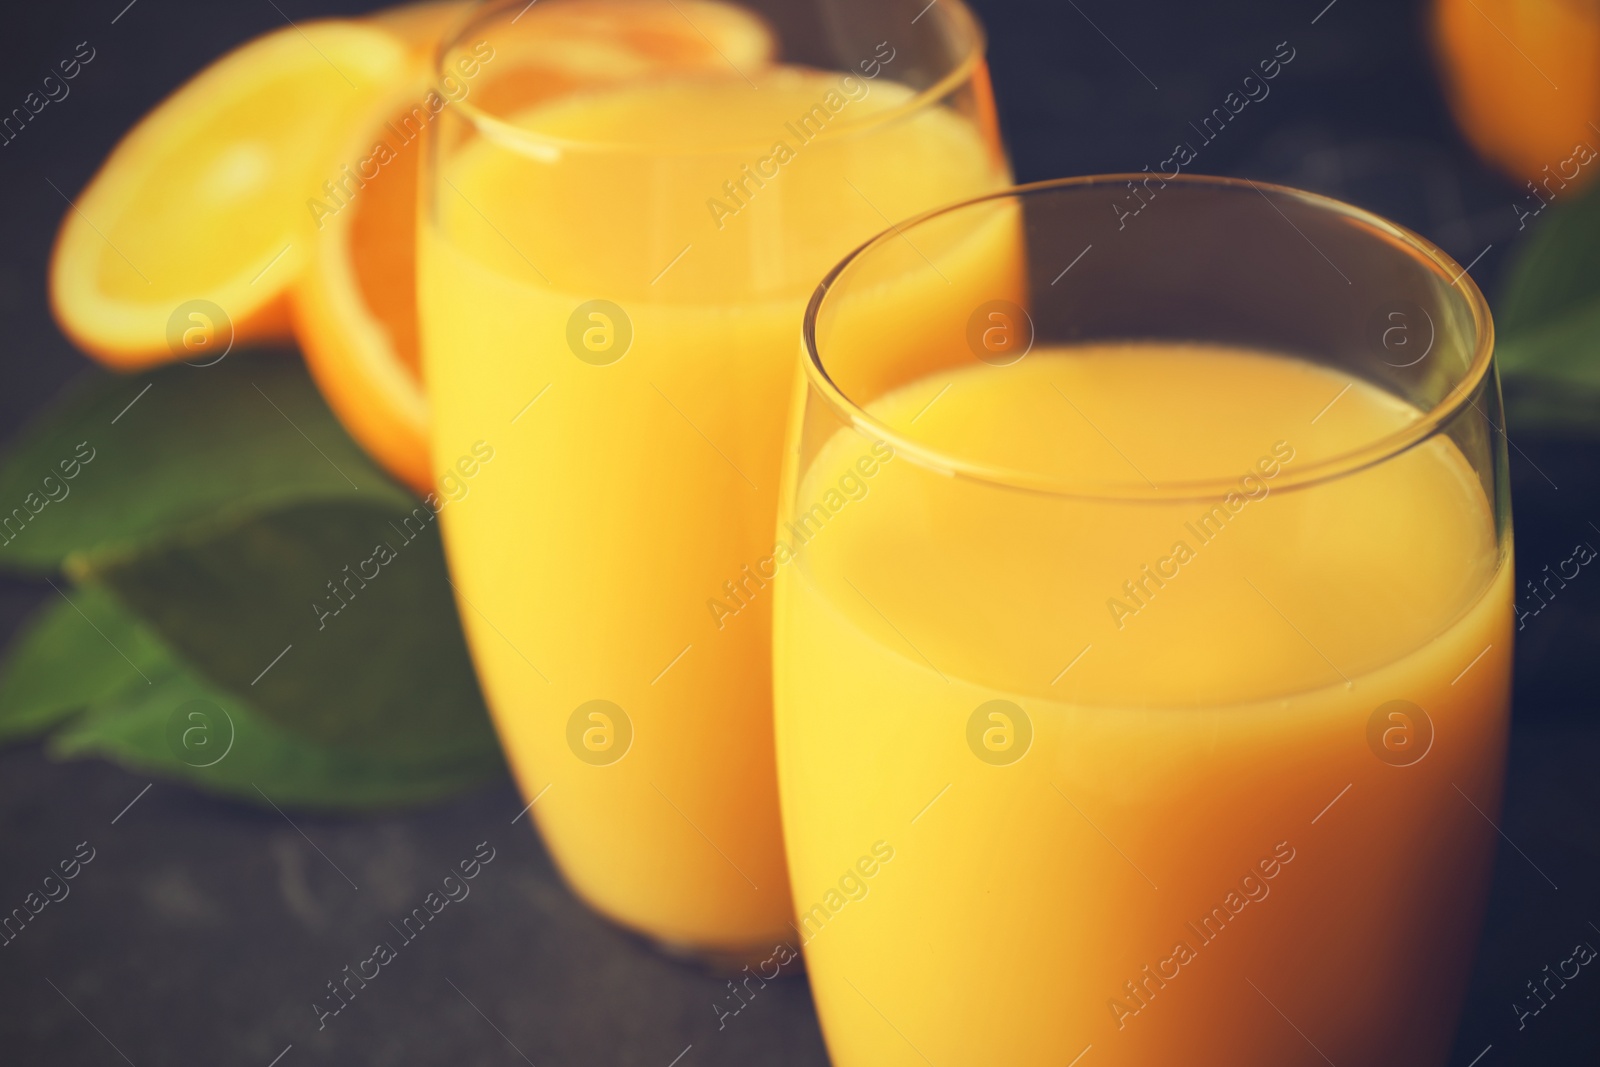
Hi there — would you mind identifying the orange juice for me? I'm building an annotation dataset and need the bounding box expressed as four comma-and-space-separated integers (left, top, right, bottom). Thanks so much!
775, 346, 1511, 1065
418, 69, 1007, 950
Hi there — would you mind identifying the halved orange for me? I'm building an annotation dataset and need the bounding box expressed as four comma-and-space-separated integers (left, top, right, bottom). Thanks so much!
292, 77, 437, 492
1431, 0, 1600, 185
49, 21, 413, 368
292, 0, 775, 492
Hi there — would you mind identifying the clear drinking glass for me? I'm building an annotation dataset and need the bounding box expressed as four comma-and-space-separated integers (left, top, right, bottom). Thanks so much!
775, 175, 1510, 1065
417, 0, 1009, 957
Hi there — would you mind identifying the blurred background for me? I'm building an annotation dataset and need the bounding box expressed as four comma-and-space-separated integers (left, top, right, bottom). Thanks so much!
2, 0, 1596, 1063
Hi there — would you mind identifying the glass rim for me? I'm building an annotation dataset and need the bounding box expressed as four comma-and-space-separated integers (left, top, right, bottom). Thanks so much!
434, 0, 989, 159
801, 173, 1498, 503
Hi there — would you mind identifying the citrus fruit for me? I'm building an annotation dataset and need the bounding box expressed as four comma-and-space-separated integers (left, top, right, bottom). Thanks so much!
1432, 0, 1600, 186
291, 0, 775, 492
49, 21, 412, 368
292, 78, 436, 492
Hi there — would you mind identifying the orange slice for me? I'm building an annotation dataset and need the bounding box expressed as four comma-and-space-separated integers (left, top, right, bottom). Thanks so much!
292, 0, 775, 492
1431, 0, 1600, 185
49, 21, 412, 368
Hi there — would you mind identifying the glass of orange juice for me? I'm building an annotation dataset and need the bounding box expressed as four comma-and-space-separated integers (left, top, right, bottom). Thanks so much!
417, 0, 1009, 958
775, 175, 1510, 1065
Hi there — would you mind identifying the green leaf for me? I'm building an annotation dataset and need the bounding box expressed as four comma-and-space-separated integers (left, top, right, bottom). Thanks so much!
1497, 297, 1600, 437
1496, 291, 1600, 387
1503, 383, 1600, 438
1494, 179, 1600, 436
0, 583, 166, 743
1498, 179, 1600, 339
0, 582, 505, 811
50, 625, 505, 813
0, 350, 412, 573
72, 499, 501, 766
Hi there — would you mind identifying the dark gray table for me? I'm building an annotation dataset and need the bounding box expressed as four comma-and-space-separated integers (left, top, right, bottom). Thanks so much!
3, 1, 1596, 1063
